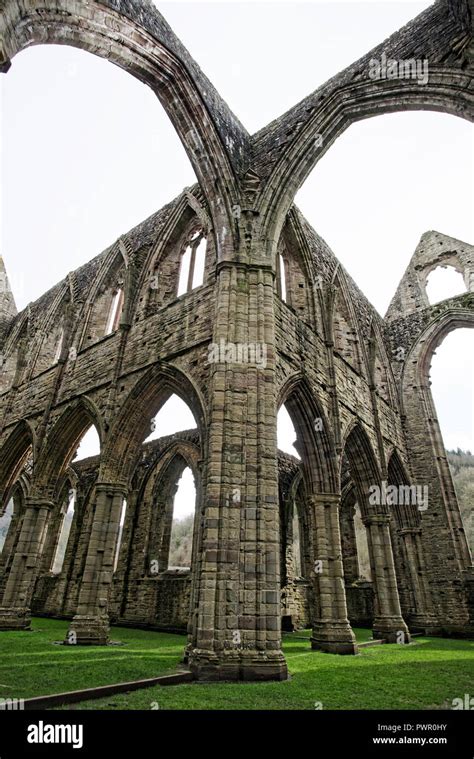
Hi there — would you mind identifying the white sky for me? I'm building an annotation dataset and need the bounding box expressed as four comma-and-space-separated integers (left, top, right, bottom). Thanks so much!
2, 1, 473, 518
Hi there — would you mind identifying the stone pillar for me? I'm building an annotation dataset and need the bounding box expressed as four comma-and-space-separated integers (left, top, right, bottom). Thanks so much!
397, 527, 437, 632
339, 500, 359, 583
40, 497, 68, 574
0, 495, 53, 630
66, 483, 127, 645
363, 513, 410, 643
158, 494, 176, 571
186, 263, 287, 681
284, 504, 298, 582
309, 494, 357, 654
0, 502, 22, 574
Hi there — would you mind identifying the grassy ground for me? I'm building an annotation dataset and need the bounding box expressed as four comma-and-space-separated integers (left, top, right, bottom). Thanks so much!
0, 618, 183, 700
1, 618, 472, 710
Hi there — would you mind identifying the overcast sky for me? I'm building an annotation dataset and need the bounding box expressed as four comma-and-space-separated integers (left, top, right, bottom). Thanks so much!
1, 1, 472, 520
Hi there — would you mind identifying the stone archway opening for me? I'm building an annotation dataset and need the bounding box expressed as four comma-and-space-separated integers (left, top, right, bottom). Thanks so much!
429, 326, 474, 556
144, 393, 198, 445
0, 499, 14, 556
277, 404, 300, 458
2, 43, 197, 312
73, 424, 101, 463
168, 467, 196, 570
293, 112, 471, 316
426, 265, 467, 305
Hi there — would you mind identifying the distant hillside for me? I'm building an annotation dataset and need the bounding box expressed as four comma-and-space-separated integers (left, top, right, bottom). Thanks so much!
448, 449, 474, 555
169, 513, 194, 569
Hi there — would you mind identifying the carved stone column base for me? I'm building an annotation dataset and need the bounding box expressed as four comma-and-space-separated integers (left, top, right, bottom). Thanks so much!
311, 621, 358, 654
66, 615, 110, 646
373, 616, 411, 643
188, 649, 288, 682
0, 606, 31, 631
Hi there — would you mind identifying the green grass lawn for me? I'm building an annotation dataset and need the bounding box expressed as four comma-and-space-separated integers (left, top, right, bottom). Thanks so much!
0, 618, 183, 700
1, 618, 472, 710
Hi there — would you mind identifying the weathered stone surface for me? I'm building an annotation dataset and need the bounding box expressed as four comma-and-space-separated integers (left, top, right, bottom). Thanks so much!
0, 0, 472, 681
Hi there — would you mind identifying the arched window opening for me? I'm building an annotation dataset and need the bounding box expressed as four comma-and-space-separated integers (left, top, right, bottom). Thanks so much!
333, 290, 362, 374
277, 404, 300, 458
51, 489, 75, 575
177, 247, 191, 296
105, 288, 124, 335
168, 467, 195, 570
294, 112, 471, 317
113, 498, 128, 573
53, 329, 64, 364
426, 265, 466, 305
430, 328, 474, 552
144, 394, 197, 444
5, 45, 197, 313
192, 236, 206, 289
0, 498, 14, 556
278, 254, 288, 302
177, 230, 207, 296
73, 424, 101, 462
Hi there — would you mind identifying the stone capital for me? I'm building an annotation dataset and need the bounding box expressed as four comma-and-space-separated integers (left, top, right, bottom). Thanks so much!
25, 496, 55, 511
94, 482, 128, 498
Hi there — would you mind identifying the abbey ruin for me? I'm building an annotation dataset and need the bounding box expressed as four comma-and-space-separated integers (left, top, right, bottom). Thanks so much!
0, 0, 472, 682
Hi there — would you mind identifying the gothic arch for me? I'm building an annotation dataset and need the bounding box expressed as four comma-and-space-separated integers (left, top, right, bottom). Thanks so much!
27, 283, 72, 377
141, 440, 201, 572
140, 192, 212, 315
100, 364, 206, 485
33, 397, 104, 495
403, 308, 474, 394
0, 419, 35, 507
0, 0, 243, 234
255, 0, 472, 250
400, 308, 474, 570
278, 374, 338, 494
368, 321, 398, 408
275, 210, 319, 323
0, 311, 29, 394
331, 270, 366, 376
341, 422, 382, 517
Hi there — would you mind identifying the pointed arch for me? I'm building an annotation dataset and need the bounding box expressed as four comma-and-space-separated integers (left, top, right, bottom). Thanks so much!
0, 311, 29, 394
0, 420, 35, 507
140, 191, 212, 316
28, 283, 72, 376
78, 244, 129, 347
34, 396, 104, 494
341, 422, 381, 517
332, 270, 365, 376
255, 0, 472, 250
278, 374, 338, 493
368, 320, 397, 407
276, 209, 320, 323
141, 440, 201, 573
100, 363, 206, 485
1, 0, 243, 237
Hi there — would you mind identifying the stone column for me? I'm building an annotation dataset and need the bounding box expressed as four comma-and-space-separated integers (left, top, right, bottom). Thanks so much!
186, 262, 287, 681
0, 502, 22, 574
40, 498, 68, 574
363, 513, 410, 643
339, 500, 359, 583
158, 494, 176, 571
0, 495, 53, 630
309, 494, 357, 654
66, 483, 127, 645
397, 526, 437, 632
